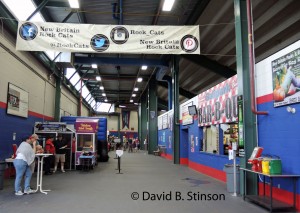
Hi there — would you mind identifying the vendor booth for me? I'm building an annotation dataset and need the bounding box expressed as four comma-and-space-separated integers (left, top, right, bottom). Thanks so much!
75, 118, 98, 169
34, 122, 75, 170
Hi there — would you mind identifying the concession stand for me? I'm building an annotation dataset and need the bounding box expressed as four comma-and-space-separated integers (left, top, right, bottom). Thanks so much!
75, 118, 98, 169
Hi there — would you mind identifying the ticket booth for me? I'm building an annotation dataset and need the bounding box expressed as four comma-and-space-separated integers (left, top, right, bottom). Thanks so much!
75, 119, 98, 168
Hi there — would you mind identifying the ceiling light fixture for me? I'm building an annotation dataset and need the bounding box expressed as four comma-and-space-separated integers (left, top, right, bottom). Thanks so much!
104, 99, 108, 102
130, 100, 133, 103
100, 86, 104, 90
137, 77, 143, 82
162, 0, 175, 11
92, 64, 97, 69
132, 94, 136, 97
102, 93, 106, 96
68, 0, 79, 8
134, 87, 139, 91
119, 105, 126, 108
96, 76, 101, 81
141, 65, 148, 70
134, 103, 139, 105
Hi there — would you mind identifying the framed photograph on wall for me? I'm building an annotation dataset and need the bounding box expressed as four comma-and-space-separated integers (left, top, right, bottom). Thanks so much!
7, 83, 29, 118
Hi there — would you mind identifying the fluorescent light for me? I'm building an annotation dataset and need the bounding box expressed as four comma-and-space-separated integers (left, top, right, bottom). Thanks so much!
134, 103, 139, 105
137, 77, 143, 82
132, 94, 136, 97
134, 87, 139, 91
96, 76, 101, 81
68, 0, 79, 8
102, 93, 106, 96
104, 99, 108, 102
92, 64, 97, 69
162, 0, 175, 11
130, 100, 133, 103
141, 65, 148, 70
161, 110, 166, 112
119, 105, 126, 108
100, 86, 104, 90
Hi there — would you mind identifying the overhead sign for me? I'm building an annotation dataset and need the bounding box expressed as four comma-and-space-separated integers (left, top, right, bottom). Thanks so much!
198, 75, 238, 126
16, 21, 200, 54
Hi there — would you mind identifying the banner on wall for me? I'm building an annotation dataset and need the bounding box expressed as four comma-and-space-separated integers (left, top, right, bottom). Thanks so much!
122, 111, 130, 129
198, 75, 238, 126
272, 47, 300, 107
162, 113, 168, 129
168, 110, 173, 131
16, 21, 200, 54
158, 116, 163, 130
181, 101, 193, 125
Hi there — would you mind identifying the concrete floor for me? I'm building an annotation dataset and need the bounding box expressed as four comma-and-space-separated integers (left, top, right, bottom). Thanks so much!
0, 151, 272, 213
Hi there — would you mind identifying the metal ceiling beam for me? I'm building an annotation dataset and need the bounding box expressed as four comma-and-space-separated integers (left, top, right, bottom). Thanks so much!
181, 55, 236, 78
45, 1, 70, 8
62, 11, 75, 22
93, 90, 133, 95
26, 0, 49, 21
158, 76, 195, 99
185, 0, 210, 25
74, 57, 168, 67
158, 98, 168, 110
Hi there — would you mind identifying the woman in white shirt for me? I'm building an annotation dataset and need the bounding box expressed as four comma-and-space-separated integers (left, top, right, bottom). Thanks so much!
13, 135, 37, 195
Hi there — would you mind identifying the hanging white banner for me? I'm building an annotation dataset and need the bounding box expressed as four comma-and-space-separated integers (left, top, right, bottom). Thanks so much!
16, 21, 200, 54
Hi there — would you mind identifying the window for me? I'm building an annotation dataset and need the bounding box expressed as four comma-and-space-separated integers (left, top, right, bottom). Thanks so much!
203, 126, 219, 154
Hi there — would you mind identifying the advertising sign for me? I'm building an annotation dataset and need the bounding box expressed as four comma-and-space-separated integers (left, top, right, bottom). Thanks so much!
272, 47, 300, 107
181, 101, 193, 125
16, 21, 200, 54
158, 116, 163, 130
162, 114, 168, 129
75, 119, 98, 133
198, 75, 238, 126
7, 83, 28, 118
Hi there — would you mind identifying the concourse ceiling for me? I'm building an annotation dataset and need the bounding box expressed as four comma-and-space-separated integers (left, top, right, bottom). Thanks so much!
1, 0, 300, 110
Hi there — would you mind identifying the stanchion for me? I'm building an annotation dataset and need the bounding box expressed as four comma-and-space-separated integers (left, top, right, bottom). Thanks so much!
115, 150, 123, 174
116, 156, 123, 174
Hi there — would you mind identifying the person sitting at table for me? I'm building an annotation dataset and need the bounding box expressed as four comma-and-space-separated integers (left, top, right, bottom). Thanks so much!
44, 136, 55, 175
13, 135, 37, 195
53, 135, 68, 173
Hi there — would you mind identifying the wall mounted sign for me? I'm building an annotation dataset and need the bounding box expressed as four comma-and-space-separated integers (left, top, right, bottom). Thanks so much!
162, 113, 168, 129
16, 21, 200, 54
198, 75, 238, 126
7, 83, 29, 118
158, 116, 163, 130
272, 47, 300, 107
181, 101, 193, 125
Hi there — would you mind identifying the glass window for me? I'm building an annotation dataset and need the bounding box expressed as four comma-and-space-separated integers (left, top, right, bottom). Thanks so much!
2, 0, 44, 22
76, 134, 93, 152
203, 126, 219, 154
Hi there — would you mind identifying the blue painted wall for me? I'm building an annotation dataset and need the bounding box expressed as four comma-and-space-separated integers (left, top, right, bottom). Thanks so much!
181, 118, 239, 171
257, 101, 300, 193
158, 128, 173, 155
0, 107, 49, 160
